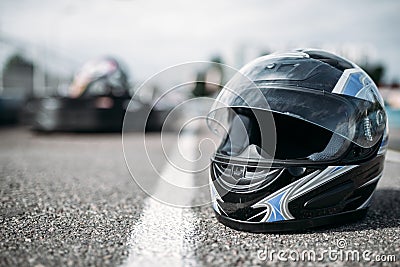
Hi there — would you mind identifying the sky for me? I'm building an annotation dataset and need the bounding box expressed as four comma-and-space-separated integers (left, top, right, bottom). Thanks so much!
0, 0, 399, 84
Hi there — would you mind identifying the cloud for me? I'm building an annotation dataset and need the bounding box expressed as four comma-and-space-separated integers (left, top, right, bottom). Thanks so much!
0, 0, 399, 82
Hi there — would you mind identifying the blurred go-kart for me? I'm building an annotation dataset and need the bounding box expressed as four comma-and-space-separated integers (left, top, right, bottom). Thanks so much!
25, 57, 168, 132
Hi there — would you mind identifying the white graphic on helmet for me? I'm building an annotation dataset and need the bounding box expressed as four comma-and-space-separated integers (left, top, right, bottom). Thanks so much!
209, 178, 226, 215
249, 165, 359, 222
332, 68, 384, 105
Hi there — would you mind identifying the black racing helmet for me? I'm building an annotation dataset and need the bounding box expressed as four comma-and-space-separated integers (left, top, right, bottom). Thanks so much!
69, 57, 129, 98
207, 49, 388, 232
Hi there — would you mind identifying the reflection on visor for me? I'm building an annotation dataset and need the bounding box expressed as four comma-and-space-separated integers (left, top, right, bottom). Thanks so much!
208, 55, 386, 149
217, 109, 351, 161
218, 113, 251, 156
208, 86, 386, 148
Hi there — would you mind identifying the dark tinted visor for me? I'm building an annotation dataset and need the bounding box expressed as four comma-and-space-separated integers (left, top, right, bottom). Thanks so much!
217, 108, 350, 161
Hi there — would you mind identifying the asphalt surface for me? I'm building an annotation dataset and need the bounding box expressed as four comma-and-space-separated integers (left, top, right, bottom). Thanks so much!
0, 127, 399, 266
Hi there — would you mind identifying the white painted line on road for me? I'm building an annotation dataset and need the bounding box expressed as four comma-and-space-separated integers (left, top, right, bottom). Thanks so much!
122, 136, 399, 267
123, 134, 200, 267
386, 149, 400, 163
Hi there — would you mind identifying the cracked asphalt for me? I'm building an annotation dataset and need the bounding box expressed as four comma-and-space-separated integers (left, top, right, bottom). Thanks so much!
0, 127, 399, 266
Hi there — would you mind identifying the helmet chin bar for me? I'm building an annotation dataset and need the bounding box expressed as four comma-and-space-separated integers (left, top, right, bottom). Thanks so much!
210, 152, 385, 232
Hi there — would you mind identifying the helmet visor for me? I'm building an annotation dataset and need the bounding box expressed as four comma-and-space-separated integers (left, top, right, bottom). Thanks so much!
215, 108, 354, 162
207, 82, 386, 150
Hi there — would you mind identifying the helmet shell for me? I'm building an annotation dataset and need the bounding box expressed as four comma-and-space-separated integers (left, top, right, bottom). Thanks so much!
208, 49, 388, 232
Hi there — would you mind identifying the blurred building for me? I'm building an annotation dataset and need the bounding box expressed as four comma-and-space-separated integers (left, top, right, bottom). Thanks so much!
0, 37, 76, 124
0, 36, 74, 98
